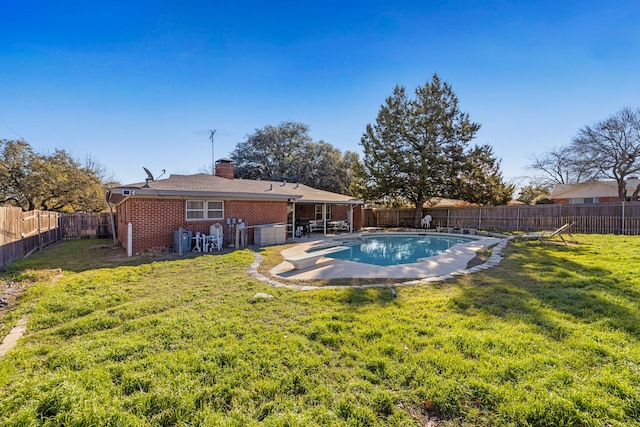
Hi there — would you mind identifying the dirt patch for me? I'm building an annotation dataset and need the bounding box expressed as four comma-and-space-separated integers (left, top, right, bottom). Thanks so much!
399, 401, 443, 426
0, 281, 30, 315
466, 249, 491, 269
87, 244, 114, 250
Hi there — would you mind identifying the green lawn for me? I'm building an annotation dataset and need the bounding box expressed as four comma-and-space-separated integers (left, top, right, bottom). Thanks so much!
1, 235, 639, 426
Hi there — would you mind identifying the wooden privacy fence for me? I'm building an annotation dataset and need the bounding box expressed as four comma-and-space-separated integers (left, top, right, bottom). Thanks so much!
1, 208, 115, 269
367, 202, 640, 235
60, 213, 113, 240
0, 207, 61, 269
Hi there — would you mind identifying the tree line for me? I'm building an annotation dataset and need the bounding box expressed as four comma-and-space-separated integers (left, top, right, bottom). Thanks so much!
2, 75, 514, 221
0, 139, 117, 212
230, 122, 359, 195
6, 74, 636, 217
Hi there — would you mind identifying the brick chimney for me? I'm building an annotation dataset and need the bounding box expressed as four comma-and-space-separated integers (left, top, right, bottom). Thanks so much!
214, 158, 234, 179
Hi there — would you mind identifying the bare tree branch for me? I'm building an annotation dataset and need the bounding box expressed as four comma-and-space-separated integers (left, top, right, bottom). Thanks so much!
571, 107, 640, 201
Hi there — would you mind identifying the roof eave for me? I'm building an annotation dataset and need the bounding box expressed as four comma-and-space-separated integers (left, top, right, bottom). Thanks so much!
298, 198, 364, 205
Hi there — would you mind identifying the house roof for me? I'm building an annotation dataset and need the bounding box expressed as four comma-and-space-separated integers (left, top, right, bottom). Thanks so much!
422, 198, 476, 208
106, 174, 363, 206
551, 179, 640, 199
421, 198, 524, 208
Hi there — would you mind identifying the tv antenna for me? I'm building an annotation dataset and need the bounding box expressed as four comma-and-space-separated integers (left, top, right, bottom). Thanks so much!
209, 130, 216, 175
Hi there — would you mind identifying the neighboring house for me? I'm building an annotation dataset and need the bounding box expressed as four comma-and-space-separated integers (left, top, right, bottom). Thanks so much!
106, 159, 363, 254
422, 198, 524, 208
423, 198, 476, 208
551, 178, 640, 204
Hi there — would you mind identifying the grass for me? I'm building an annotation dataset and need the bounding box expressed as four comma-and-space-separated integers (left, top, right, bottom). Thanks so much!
1, 236, 640, 425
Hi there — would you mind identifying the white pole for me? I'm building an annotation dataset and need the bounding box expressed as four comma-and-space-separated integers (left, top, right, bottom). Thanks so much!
127, 222, 133, 257
323, 203, 327, 235
292, 200, 296, 238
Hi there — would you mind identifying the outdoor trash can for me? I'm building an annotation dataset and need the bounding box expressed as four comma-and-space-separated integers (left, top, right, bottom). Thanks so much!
173, 229, 193, 252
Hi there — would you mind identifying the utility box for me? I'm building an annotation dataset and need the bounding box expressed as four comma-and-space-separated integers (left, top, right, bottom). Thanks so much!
273, 224, 287, 244
254, 224, 287, 246
173, 229, 193, 253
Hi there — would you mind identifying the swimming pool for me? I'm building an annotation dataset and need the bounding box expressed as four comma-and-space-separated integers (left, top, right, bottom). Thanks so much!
313, 234, 475, 266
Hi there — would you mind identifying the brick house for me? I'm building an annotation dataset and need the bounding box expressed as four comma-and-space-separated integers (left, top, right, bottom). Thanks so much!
550, 178, 640, 204
105, 159, 363, 254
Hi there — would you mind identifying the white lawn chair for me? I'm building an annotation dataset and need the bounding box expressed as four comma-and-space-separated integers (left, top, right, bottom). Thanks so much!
208, 223, 224, 251
193, 232, 203, 252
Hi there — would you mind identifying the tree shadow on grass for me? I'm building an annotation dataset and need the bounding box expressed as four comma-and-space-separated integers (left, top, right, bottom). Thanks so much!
452, 242, 640, 340
339, 286, 398, 307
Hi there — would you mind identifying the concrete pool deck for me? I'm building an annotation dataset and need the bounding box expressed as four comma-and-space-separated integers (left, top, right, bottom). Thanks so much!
267, 231, 506, 283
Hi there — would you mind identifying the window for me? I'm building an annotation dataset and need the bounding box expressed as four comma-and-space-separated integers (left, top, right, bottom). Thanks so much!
186, 200, 224, 220
206, 201, 224, 219
186, 201, 204, 219
571, 197, 597, 205
315, 204, 331, 221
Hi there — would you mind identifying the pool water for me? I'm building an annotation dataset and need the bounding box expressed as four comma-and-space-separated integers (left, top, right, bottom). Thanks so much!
316, 234, 474, 266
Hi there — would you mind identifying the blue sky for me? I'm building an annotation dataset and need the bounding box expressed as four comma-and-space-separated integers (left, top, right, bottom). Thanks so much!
2, 1, 639, 187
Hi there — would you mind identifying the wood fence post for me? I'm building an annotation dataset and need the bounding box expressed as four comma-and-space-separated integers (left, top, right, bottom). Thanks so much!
558, 204, 562, 228
37, 211, 42, 252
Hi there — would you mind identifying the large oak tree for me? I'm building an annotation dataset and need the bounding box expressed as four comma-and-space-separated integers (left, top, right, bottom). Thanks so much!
230, 121, 357, 194
0, 139, 113, 212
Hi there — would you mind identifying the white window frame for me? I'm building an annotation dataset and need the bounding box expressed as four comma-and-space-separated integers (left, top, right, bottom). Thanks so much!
186, 200, 224, 221
315, 204, 331, 221
570, 197, 598, 205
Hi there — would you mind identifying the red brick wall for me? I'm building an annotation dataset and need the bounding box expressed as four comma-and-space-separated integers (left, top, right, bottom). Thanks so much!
116, 198, 288, 253
353, 206, 362, 229
225, 200, 288, 244
599, 197, 619, 203
296, 205, 315, 221
552, 197, 619, 205
215, 162, 234, 179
